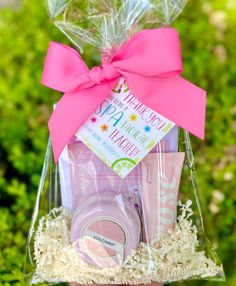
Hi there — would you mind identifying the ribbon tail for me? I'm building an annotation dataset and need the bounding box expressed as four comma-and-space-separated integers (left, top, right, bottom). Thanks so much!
49, 82, 115, 162
124, 73, 206, 139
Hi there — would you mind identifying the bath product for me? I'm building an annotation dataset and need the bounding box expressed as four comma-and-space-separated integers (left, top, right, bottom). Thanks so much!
67, 141, 142, 211
70, 191, 141, 267
141, 152, 185, 242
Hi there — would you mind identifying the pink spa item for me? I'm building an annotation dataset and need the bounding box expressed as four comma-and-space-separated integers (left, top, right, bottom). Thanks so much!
70, 191, 141, 267
140, 152, 185, 242
67, 141, 142, 211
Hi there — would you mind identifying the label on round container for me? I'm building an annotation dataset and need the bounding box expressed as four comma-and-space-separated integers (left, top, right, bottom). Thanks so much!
81, 219, 126, 260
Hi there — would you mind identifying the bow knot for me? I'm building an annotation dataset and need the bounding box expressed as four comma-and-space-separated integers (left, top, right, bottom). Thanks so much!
42, 28, 206, 162
88, 64, 120, 84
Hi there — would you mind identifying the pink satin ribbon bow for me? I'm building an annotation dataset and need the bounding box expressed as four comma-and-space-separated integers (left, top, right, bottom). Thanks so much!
42, 28, 206, 162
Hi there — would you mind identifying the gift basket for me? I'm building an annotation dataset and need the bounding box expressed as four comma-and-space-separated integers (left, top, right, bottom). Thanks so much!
24, 0, 225, 284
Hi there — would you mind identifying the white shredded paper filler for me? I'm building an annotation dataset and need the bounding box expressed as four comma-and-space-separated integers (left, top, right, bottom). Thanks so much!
32, 201, 223, 284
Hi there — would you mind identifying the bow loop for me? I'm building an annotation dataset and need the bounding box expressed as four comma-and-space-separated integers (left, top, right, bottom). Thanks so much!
111, 29, 183, 77
42, 41, 89, 93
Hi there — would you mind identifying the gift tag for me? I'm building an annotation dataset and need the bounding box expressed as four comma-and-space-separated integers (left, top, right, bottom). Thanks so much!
76, 77, 175, 178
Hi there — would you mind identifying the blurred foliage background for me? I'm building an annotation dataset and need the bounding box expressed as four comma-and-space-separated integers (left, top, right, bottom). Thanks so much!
0, 0, 235, 285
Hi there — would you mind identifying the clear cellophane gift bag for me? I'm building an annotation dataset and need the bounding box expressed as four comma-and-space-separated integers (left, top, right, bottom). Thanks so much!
24, 0, 224, 284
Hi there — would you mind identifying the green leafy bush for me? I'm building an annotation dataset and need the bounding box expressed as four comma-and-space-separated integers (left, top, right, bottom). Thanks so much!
0, 0, 235, 285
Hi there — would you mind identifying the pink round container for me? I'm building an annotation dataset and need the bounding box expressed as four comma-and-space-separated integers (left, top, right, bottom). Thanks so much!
70, 191, 141, 267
